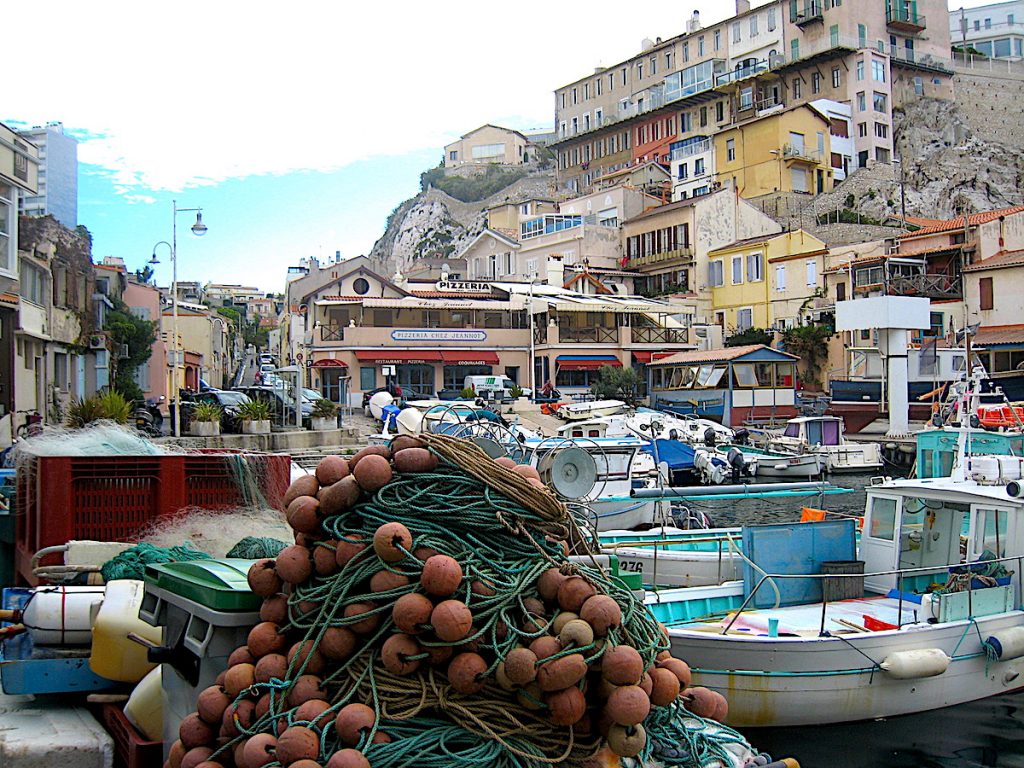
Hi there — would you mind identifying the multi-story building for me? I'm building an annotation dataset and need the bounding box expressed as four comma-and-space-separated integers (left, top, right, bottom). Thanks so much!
443, 125, 535, 168
552, 0, 952, 198
205, 283, 262, 308
16, 122, 77, 229
123, 277, 167, 405
950, 1, 1024, 59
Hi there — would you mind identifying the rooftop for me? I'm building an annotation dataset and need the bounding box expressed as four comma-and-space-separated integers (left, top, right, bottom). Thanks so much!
962, 249, 1024, 272
900, 205, 1024, 238
650, 344, 798, 365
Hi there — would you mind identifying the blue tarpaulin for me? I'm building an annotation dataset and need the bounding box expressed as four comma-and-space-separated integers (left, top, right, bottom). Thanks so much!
641, 439, 696, 471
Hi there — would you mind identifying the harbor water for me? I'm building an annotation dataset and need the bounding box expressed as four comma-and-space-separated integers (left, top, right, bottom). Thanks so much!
687, 472, 1024, 768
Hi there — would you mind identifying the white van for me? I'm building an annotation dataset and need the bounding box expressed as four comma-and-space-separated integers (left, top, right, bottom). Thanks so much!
463, 375, 531, 399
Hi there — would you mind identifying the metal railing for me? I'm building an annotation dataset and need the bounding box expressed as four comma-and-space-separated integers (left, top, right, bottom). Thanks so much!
791, 1, 823, 25
783, 144, 822, 163
670, 138, 712, 161
886, 7, 926, 29
723, 553, 1023, 637
626, 246, 694, 267
320, 326, 344, 342
630, 327, 690, 344
533, 323, 548, 345
715, 60, 770, 86
560, 326, 618, 343
886, 273, 963, 300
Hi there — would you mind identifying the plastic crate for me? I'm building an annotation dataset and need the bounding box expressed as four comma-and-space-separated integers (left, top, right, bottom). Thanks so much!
15, 453, 290, 585
101, 703, 162, 768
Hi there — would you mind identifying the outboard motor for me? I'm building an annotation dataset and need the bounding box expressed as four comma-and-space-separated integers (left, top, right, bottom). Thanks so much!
733, 428, 750, 446
727, 446, 750, 482
703, 427, 718, 447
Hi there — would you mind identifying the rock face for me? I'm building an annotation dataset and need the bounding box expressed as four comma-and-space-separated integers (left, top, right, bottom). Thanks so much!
369, 168, 556, 276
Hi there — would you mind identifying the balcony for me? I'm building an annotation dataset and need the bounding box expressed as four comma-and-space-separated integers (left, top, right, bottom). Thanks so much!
792, 1, 823, 26
886, 7, 925, 33
626, 247, 694, 268
886, 273, 962, 300
782, 144, 822, 164
630, 327, 690, 344
670, 138, 712, 161
320, 325, 345, 342
560, 326, 618, 344
715, 60, 770, 87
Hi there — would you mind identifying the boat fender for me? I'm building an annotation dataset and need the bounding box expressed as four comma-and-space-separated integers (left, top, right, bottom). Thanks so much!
1007, 481, 1022, 498
984, 626, 1024, 661
880, 648, 950, 679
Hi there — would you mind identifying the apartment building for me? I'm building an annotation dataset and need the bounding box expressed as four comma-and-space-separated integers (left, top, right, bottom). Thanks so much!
552, 0, 952, 198
443, 125, 534, 168
17, 122, 78, 229
950, 1, 1024, 58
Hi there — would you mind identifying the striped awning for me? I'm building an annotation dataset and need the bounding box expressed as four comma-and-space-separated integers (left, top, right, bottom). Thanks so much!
555, 355, 622, 371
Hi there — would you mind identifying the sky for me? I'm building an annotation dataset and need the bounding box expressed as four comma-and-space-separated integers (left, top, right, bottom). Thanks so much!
4, 0, 997, 293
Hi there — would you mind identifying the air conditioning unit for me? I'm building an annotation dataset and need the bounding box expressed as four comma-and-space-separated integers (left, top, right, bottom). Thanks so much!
88, 334, 106, 350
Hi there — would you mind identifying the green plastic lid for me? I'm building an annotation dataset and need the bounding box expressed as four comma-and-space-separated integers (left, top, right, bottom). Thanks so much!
144, 558, 261, 612
614, 571, 644, 591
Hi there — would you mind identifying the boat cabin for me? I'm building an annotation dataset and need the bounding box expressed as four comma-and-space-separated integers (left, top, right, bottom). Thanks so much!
780, 416, 845, 446
917, 428, 1024, 479
859, 481, 1022, 610
647, 345, 799, 427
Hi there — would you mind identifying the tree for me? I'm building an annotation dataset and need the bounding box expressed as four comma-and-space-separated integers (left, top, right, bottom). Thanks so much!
781, 323, 836, 391
74, 225, 93, 247
135, 264, 155, 284
726, 327, 773, 347
590, 365, 641, 406
104, 299, 158, 401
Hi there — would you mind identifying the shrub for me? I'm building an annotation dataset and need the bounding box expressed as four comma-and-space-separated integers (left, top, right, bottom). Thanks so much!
726, 327, 774, 347
590, 366, 641, 406
509, 385, 525, 399
65, 391, 132, 427
193, 401, 223, 422
312, 398, 339, 418
97, 390, 132, 424
460, 387, 477, 399
237, 398, 272, 422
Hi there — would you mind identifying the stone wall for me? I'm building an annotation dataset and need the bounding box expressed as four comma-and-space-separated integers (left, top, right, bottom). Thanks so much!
952, 65, 1024, 149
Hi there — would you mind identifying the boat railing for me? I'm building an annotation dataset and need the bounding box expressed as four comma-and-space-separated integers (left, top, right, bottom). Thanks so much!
603, 533, 742, 586
723, 552, 1024, 636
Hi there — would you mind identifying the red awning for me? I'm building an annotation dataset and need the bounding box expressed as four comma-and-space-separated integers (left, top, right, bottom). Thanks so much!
632, 351, 677, 364
354, 350, 443, 364
311, 359, 348, 368
439, 350, 500, 365
556, 356, 622, 371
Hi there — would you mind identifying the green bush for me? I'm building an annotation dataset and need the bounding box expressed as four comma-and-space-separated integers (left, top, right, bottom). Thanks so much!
590, 366, 641, 406
65, 390, 133, 427
460, 387, 477, 399
312, 398, 338, 418
726, 328, 774, 347
420, 165, 528, 203
509, 385, 525, 399
193, 401, 223, 423
237, 398, 272, 422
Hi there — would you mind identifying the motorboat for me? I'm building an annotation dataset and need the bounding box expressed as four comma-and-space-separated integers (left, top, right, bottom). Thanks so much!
600, 526, 743, 588
764, 416, 883, 473
692, 446, 758, 486
557, 399, 627, 421
721, 444, 825, 479
647, 405, 1024, 728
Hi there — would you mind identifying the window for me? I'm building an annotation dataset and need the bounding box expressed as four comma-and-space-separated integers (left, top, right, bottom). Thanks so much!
858, 23, 867, 47
768, 7, 776, 30
609, 72, 615, 90
650, 55, 657, 75
740, 86, 754, 109
1010, 13, 1015, 24
732, 256, 743, 284
812, 72, 821, 94
710, 260, 724, 287
694, 157, 705, 175
621, 67, 627, 85
980, 277, 994, 310
584, 83, 590, 100
857, 60, 864, 80
572, 87, 577, 104
733, 22, 741, 42
726, 138, 736, 162
830, 23, 839, 46
776, 264, 786, 291
858, 122, 868, 137
448, 150, 457, 161
791, 167, 808, 192
0, 183, 13, 275
871, 58, 886, 82
680, 111, 692, 133
873, 91, 888, 113
750, 15, 758, 36
699, 105, 708, 126
791, 38, 800, 61
806, 259, 817, 285
683, 42, 689, 62
747, 252, 763, 282
985, 17, 992, 28
913, 76, 923, 96
716, 101, 725, 122
736, 308, 753, 331
836, 282, 846, 301
698, 35, 705, 56
20, 262, 47, 306
678, 162, 688, 180
856, 91, 866, 111
874, 122, 888, 138
637, 62, 643, 80
714, 30, 721, 50
793, 77, 802, 99
666, 50, 673, 69
868, 497, 897, 540
974, 19, 980, 31
595, 108, 603, 126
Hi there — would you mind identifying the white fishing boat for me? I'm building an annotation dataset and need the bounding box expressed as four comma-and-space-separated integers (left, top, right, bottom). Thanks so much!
647, 422, 1024, 728
723, 444, 826, 479
626, 410, 735, 445
601, 526, 744, 588
557, 399, 627, 421
692, 446, 758, 486
765, 416, 883, 473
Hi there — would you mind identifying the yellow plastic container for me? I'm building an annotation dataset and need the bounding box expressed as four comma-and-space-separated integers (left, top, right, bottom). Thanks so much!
88, 580, 163, 683
124, 666, 163, 741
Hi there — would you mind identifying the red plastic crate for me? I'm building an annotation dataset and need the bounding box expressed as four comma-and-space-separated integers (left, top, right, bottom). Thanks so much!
15, 453, 290, 584
101, 703, 163, 768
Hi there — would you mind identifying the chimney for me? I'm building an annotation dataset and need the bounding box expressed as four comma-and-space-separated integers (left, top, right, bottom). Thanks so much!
546, 256, 564, 287
641, 37, 655, 52
687, 10, 701, 33
736, 0, 751, 14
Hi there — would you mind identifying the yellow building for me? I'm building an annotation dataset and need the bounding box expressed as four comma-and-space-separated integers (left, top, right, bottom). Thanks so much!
714, 105, 833, 197
709, 230, 827, 335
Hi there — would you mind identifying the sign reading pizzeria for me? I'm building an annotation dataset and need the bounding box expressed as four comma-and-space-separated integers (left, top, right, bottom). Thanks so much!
391, 330, 487, 342
435, 280, 492, 293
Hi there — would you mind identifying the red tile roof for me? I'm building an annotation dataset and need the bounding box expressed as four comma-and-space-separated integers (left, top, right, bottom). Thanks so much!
974, 324, 1024, 346
900, 205, 1024, 238
650, 344, 798, 365
963, 249, 1024, 272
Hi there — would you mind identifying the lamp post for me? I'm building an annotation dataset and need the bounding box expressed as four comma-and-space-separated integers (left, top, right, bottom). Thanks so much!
149, 200, 208, 437
528, 274, 539, 396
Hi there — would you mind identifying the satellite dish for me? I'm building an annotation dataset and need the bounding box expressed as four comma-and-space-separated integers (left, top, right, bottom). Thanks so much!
369, 391, 394, 420
540, 447, 597, 500
470, 436, 506, 458
396, 407, 423, 435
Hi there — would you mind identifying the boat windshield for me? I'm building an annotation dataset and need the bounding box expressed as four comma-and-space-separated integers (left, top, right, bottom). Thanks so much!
805, 420, 840, 446
784, 422, 800, 438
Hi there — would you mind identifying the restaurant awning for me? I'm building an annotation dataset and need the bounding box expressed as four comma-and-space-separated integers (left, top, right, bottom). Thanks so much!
632, 351, 678, 364
311, 359, 348, 368
438, 350, 500, 365
354, 350, 443, 364
555, 355, 622, 371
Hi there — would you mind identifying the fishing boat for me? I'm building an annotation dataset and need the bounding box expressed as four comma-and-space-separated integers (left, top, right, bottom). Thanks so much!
557, 399, 627, 421
723, 443, 825, 479
601, 526, 744, 588
764, 416, 883, 473
646, 421, 1024, 728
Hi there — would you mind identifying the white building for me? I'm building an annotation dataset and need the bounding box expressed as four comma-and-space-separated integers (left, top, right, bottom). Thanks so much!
950, 1, 1024, 59
17, 122, 78, 229
810, 99, 854, 181
670, 136, 716, 201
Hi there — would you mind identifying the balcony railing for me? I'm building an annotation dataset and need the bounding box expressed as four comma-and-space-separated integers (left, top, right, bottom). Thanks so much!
886, 7, 926, 33
670, 139, 712, 161
534, 323, 547, 345
886, 273, 962, 300
320, 326, 345, 342
560, 326, 618, 343
791, 1, 823, 26
715, 60, 770, 86
782, 144, 822, 163
627, 247, 694, 267
630, 327, 690, 344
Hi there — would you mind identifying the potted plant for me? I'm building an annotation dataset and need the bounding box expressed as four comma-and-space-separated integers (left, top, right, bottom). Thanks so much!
237, 398, 272, 435
311, 398, 338, 431
459, 387, 477, 400
190, 401, 223, 437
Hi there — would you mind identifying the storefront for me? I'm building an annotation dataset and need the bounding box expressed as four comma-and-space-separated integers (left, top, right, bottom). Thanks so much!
311, 359, 348, 403
553, 354, 621, 391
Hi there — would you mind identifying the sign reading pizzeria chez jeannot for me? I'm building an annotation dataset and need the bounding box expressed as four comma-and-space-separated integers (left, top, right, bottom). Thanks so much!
435, 280, 493, 293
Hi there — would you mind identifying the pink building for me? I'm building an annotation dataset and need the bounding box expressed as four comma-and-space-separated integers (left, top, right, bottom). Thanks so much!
123, 278, 167, 405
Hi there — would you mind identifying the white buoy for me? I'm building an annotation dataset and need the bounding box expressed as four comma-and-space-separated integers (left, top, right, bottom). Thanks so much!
880, 648, 950, 678
985, 627, 1024, 661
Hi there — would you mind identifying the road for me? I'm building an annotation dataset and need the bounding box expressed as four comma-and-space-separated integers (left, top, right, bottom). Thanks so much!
236, 351, 259, 387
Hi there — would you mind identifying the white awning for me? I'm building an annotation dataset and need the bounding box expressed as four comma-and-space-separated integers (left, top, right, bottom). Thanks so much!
361, 297, 525, 311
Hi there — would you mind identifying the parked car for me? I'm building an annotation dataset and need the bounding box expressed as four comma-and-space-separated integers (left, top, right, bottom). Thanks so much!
181, 389, 252, 433
259, 353, 274, 366
235, 386, 312, 428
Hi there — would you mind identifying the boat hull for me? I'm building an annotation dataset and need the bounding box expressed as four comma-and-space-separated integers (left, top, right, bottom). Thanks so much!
752, 453, 824, 479
614, 547, 742, 587
664, 610, 1024, 727
583, 498, 662, 531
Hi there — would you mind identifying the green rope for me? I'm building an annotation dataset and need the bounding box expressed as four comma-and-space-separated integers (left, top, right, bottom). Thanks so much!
225, 536, 289, 559
100, 541, 211, 581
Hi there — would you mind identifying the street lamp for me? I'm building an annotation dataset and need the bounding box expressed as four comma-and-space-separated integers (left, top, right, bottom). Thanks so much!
149, 200, 208, 437
527, 274, 539, 395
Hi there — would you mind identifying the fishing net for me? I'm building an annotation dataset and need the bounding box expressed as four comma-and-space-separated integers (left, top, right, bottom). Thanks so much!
169, 434, 763, 768
12, 421, 178, 461
138, 506, 292, 557
100, 541, 213, 581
